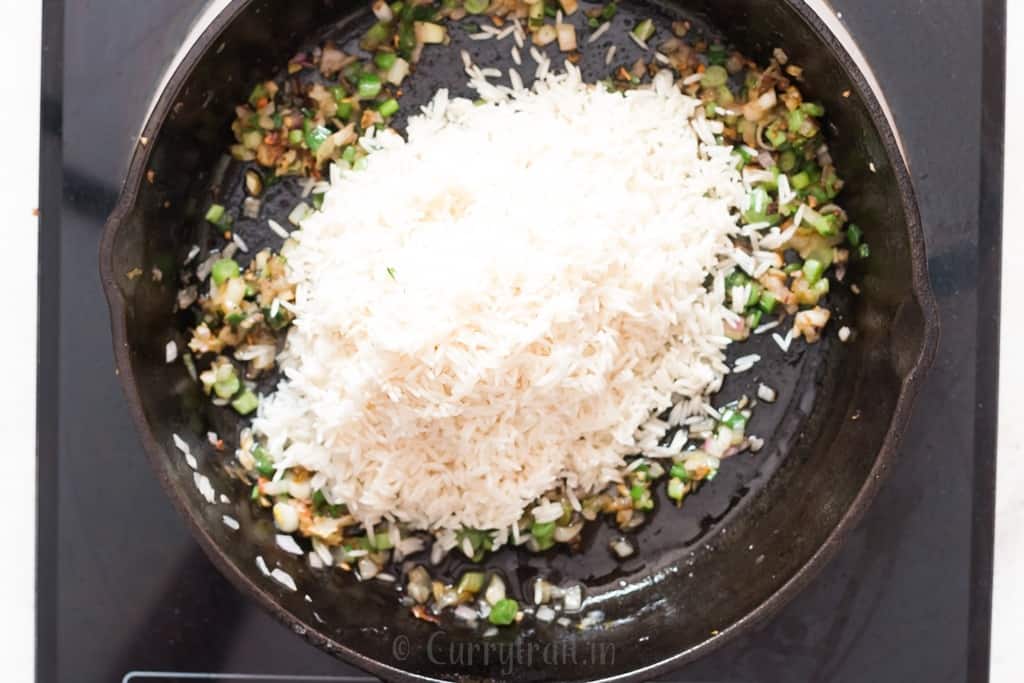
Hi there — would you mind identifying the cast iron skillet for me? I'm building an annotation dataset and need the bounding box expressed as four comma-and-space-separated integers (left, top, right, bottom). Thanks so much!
99, 0, 939, 680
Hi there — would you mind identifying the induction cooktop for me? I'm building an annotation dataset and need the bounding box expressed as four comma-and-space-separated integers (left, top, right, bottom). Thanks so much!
36, 0, 1003, 681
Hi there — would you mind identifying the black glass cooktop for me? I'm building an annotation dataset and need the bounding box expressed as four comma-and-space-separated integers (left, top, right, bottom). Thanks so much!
37, 0, 1003, 681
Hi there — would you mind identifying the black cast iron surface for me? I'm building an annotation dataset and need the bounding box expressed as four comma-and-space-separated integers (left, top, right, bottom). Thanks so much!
38, 0, 999, 682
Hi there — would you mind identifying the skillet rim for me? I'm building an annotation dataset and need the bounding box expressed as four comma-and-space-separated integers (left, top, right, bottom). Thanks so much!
98, 1, 941, 680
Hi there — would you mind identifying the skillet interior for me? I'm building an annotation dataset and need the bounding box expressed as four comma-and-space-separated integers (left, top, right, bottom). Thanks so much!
100, 0, 938, 680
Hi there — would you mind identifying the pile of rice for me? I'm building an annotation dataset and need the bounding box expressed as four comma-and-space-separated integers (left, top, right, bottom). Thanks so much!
254, 66, 747, 538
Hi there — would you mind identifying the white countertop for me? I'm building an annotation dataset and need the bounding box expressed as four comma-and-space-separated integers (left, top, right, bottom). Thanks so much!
0, 2, 1019, 681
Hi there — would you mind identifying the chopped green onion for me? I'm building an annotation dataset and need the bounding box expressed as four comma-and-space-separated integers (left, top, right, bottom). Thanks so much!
303, 120, 331, 152
372, 531, 394, 550
758, 291, 778, 314
746, 309, 763, 329
213, 371, 240, 399
464, 0, 489, 13
725, 269, 750, 289
721, 409, 747, 431
707, 43, 727, 66
791, 171, 811, 190
784, 262, 802, 274
632, 18, 655, 43
397, 23, 416, 54
211, 258, 240, 285
858, 243, 871, 260
205, 203, 226, 224
312, 193, 325, 211
766, 124, 788, 149
362, 21, 392, 50
251, 484, 261, 501
252, 445, 275, 476
801, 101, 825, 117
667, 478, 686, 501
357, 73, 383, 100
846, 224, 863, 247
457, 571, 486, 594
342, 62, 363, 83
588, 16, 599, 28
341, 146, 357, 163
788, 108, 807, 134
779, 150, 797, 173
670, 463, 689, 480
746, 282, 762, 307
225, 311, 245, 327
802, 258, 825, 285
248, 83, 268, 106
336, 100, 354, 120
600, 2, 617, 20
231, 389, 259, 415
629, 484, 645, 501
374, 51, 397, 70
287, 129, 304, 145
489, 598, 518, 625
378, 98, 400, 117
531, 520, 555, 539
544, 3, 557, 17
803, 207, 838, 236
701, 65, 728, 88
744, 187, 780, 224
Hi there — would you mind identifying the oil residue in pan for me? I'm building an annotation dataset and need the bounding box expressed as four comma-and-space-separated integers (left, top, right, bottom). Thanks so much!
186, 0, 853, 625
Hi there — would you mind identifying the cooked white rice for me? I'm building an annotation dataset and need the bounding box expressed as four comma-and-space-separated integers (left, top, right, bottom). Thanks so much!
253, 68, 746, 536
